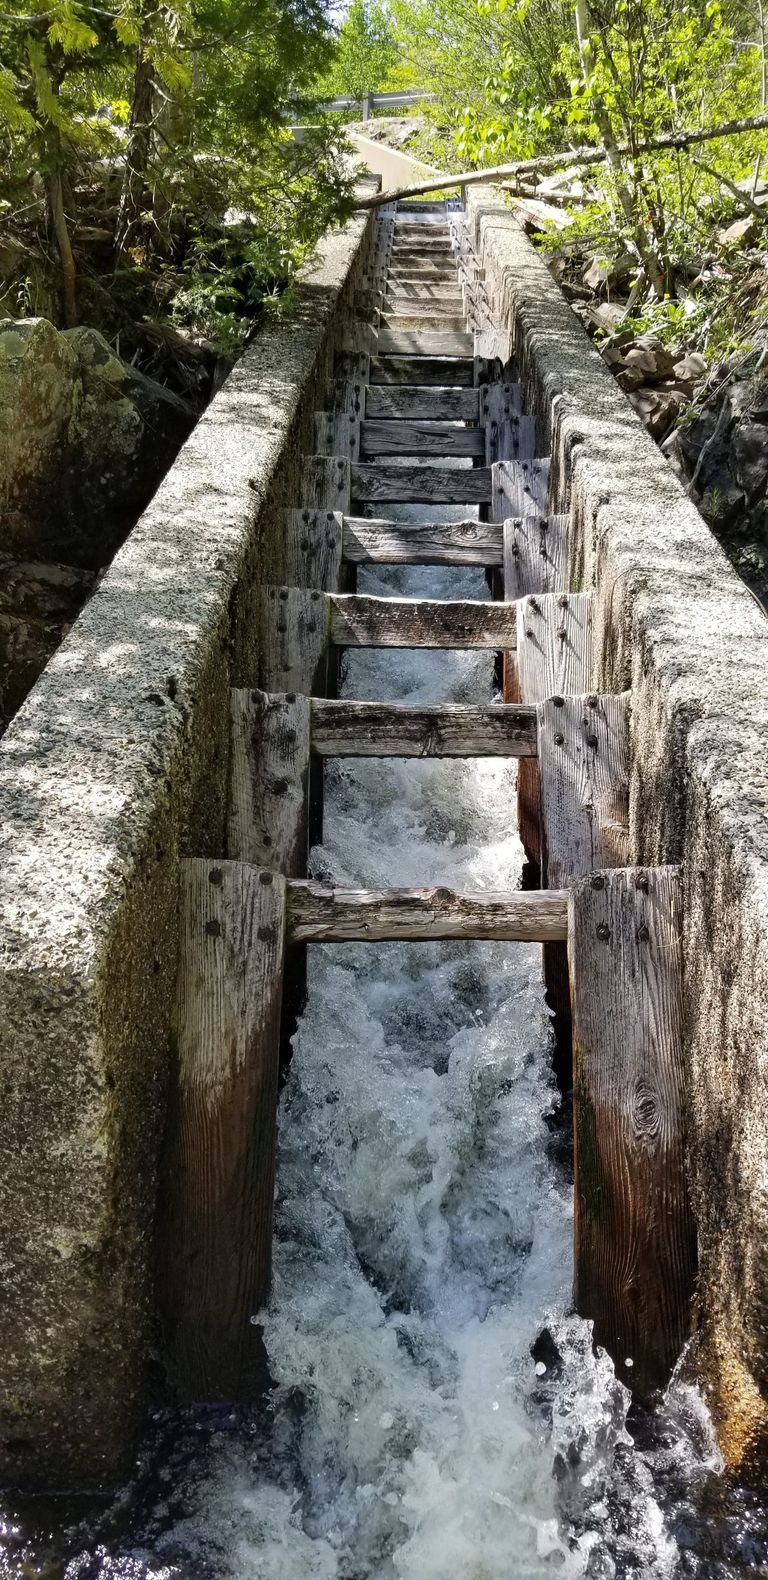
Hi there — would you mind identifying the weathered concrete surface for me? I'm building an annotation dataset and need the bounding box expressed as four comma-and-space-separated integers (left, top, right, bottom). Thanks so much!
0, 201, 373, 1490
467, 187, 768, 1469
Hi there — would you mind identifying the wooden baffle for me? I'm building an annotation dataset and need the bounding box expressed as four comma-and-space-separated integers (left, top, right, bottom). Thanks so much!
161, 860, 287, 1399
569, 865, 696, 1395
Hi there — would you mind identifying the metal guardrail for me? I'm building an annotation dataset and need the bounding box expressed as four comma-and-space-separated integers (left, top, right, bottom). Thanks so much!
315, 88, 438, 121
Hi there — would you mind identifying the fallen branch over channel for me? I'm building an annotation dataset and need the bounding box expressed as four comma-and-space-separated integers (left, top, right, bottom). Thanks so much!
355, 110, 768, 210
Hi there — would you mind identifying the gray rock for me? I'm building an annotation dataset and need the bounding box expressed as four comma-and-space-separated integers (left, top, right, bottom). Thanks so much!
0, 319, 194, 568
732, 420, 768, 500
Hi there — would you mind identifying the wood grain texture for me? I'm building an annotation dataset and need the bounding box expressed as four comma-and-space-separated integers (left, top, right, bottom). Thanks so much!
517, 591, 593, 701
360, 420, 484, 458
287, 880, 567, 943
370, 355, 474, 387
538, 693, 631, 889
515, 591, 592, 871
329, 592, 518, 649
365, 385, 480, 421
333, 350, 370, 384
162, 859, 286, 1398
342, 517, 502, 566
385, 284, 464, 303
228, 690, 310, 872
258, 585, 329, 695
569, 865, 696, 1395
310, 699, 537, 757
383, 311, 466, 330
300, 454, 351, 513
351, 462, 492, 504
284, 509, 343, 590
478, 382, 523, 424
503, 514, 568, 600
377, 330, 474, 356
314, 384, 362, 461
492, 457, 550, 519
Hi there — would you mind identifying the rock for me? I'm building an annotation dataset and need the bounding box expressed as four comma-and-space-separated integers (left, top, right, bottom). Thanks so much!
717, 215, 756, 248
624, 343, 677, 380
586, 301, 627, 333
673, 351, 708, 383
732, 420, 768, 500
0, 318, 194, 567
628, 386, 685, 440
0, 558, 96, 732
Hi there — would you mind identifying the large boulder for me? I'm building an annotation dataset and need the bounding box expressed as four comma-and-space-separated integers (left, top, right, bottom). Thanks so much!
0, 319, 194, 567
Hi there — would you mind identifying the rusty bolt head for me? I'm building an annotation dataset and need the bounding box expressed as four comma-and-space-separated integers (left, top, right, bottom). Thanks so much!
596, 922, 610, 941
554, 732, 565, 746
208, 868, 223, 886
590, 874, 605, 890
586, 733, 599, 750
205, 919, 221, 937
259, 871, 274, 886
558, 595, 569, 608
552, 695, 564, 708
634, 874, 649, 892
279, 587, 289, 601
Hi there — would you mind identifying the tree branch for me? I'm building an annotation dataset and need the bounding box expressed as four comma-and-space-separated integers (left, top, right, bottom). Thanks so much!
354, 110, 768, 209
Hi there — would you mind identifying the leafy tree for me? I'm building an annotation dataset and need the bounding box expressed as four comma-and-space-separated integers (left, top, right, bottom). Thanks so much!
321, 0, 398, 103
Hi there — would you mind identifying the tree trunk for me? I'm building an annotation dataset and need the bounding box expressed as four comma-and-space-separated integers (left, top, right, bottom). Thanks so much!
47, 162, 77, 328
115, 48, 155, 259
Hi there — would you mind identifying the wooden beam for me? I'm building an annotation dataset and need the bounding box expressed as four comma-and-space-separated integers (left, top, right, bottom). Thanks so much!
310, 699, 538, 757
364, 386, 480, 421
258, 585, 329, 695
517, 591, 592, 702
376, 330, 474, 356
370, 355, 474, 387
360, 420, 485, 458
570, 865, 696, 1396
300, 454, 351, 514
162, 859, 286, 1398
228, 690, 310, 872
284, 509, 343, 590
383, 313, 467, 334
503, 514, 568, 601
334, 350, 370, 384
492, 457, 550, 519
342, 517, 502, 567
537, 693, 631, 889
329, 593, 518, 649
287, 881, 567, 943
351, 462, 492, 504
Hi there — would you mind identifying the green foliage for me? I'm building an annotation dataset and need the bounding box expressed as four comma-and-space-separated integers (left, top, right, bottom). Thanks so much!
0, 0, 357, 346
319, 0, 398, 102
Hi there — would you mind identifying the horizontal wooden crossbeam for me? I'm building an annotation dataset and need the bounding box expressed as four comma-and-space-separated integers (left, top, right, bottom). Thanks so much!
329, 593, 517, 648
309, 699, 537, 757
342, 517, 503, 566
351, 463, 492, 504
365, 386, 480, 421
370, 356, 474, 386
286, 881, 568, 943
360, 420, 483, 458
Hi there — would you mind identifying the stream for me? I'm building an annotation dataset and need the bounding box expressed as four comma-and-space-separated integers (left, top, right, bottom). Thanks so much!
2, 503, 767, 1578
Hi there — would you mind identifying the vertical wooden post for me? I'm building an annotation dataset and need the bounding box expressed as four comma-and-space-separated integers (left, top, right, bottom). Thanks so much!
257, 586, 329, 696
162, 859, 287, 1399
569, 865, 696, 1395
492, 457, 550, 520
284, 509, 344, 592
228, 690, 310, 873
515, 591, 592, 868
300, 454, 351, 515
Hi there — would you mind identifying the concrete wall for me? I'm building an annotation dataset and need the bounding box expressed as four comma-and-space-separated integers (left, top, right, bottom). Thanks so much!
0, 201, 374, 1490
466, 187, 768, 1471
349, 131, 443, 191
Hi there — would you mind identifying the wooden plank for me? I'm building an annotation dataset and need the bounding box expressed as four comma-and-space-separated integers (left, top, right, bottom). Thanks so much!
492, 457, 550, 519
370, 355, 474, 387
228, 690, 310, 871
310, 699, 537, 757
343, 518, 502, 567
570, 865, 696, 1396
351, 462, 491, 504
365, 385, 480, 421
287, 881, 567, 943
360, 420, 484, 458
333, 350, 370, 383
300, 455, 351, 513
382, 313, 467, 334
515, 591, 592, 876
314, 410, 361, 462
478, 381, 523, 424
258, 585, 329, 696
485, 414, 536, 465
162, 859, 286, 1398
284, 509, 343, 590
377, 330, 474, 356
517, 591, 592, 701
386, 285, 464, 304
329, 592, 518, 649
537, 693, 631, 889
503, 514, 568, 600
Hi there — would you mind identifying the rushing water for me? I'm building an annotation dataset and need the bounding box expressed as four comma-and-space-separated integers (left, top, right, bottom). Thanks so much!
3, 520, 768, 1579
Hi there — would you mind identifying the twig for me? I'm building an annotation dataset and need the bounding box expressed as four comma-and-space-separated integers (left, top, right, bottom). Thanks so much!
690, 153, 765, 218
